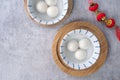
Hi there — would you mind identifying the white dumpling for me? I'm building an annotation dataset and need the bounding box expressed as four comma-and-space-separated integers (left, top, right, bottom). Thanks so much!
79, 38, 91, 50
45, 0, 57, 6
75, 49, 87, 61
67, 40, 79, 52
47, 6, 59, 18
36, 1, 48, 13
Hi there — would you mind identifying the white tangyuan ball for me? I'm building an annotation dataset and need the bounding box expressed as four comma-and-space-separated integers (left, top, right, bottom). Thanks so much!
79, 38, 91, 50
36, 1, 48, 13
47, 6, 59, 18
45, 0, 57, 6
75, 49, 87, 61
67, 40, 79, 52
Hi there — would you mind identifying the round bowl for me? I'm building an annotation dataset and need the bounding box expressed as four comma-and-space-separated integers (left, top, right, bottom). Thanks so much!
24, 0, 73, 27
60, 29, 100, 70
52, 21, 108, 76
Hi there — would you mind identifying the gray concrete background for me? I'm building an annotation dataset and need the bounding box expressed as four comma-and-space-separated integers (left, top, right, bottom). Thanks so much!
0, 0, 120, 80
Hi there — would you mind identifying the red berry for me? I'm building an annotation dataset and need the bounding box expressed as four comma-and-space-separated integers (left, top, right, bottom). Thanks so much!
116, 27, 120, 41
96, 13, 106, 21
89, 3, 99, 12
106, 18, 115, 28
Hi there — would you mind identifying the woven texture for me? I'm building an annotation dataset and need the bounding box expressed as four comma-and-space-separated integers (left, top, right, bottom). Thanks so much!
0, 0, 120, 80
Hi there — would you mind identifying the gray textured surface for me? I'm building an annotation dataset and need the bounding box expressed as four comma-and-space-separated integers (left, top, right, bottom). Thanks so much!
0, 0, 120, 80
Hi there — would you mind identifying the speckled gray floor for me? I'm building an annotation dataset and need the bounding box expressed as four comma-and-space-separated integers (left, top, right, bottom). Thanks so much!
0, 0, 120, 80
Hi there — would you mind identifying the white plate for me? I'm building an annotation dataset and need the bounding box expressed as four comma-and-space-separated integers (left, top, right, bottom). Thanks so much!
60, 29, 100, 70
27, 0, 69, 25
